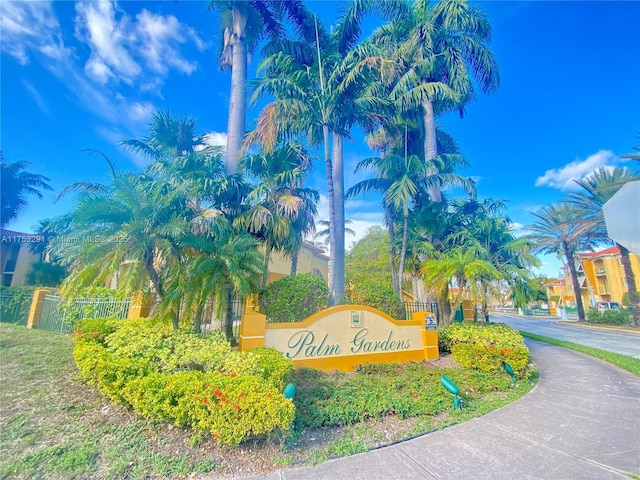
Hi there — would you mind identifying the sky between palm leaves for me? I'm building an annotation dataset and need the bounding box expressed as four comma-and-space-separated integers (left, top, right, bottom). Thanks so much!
1, 0, 638, 279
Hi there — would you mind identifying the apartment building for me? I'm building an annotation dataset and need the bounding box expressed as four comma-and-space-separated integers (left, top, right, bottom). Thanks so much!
545, 245, 640, 310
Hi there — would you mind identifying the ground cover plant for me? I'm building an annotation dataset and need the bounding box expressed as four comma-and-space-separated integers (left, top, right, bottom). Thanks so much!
1, 323, 536, 478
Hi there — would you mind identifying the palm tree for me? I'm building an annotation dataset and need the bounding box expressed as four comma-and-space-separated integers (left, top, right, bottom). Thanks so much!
207, 0, 317, 174
1, 154, 52, 227
248, 3, 401, 303
235, 143, 319, 289
526, 202, 593, 322
357, 0, 499, 201
347, 152, 474, 299
421, 245, 501, 326
313, 219, 356, 246
162, 218, 263, 336
56, 165, 188, 324
568, 167, 640, 326
458, 210, 539, 319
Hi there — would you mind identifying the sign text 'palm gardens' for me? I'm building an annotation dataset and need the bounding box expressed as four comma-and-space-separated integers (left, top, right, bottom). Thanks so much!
285, 328, 411, 359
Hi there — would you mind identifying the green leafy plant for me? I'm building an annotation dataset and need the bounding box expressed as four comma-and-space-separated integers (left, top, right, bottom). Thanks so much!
585, 307, 632, 325
72, 318, 295, 444
439, 322, 530, 376
260, 273, 329, 323
345, 281, 405, 319
123, 371, 295, 445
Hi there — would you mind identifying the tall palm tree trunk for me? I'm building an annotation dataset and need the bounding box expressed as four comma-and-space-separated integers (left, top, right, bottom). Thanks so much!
385, 205, 400, 297
618, 244, 640, 326
398, 206, 409, 299
193, 305, 203, 333
224, 283, 235, 344
422, 96, 441, 202
226, 14, 248, 175
564, 243, 586, 321
290, 251, 299, 276
322, 124, 338, 304
332, 133, 346, 305
262, 240, 273, 290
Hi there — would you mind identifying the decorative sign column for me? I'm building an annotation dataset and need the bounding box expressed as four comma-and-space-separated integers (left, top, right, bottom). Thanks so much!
240, 305, 439, 372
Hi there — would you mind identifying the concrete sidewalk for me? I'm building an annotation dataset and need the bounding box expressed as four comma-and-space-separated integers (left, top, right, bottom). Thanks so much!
240, 340, 640, 480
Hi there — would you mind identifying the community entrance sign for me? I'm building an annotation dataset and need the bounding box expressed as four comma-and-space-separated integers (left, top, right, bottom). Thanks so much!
239, 305, 439, 371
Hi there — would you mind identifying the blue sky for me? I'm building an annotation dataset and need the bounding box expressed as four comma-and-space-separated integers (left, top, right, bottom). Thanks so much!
1, 1, 639, 279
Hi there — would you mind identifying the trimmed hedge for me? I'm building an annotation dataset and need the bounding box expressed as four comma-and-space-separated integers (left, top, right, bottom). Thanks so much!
261, 273, 329, 323
72, 318, 295, 445
585, 307, 632, 326
439, 322, 530, 377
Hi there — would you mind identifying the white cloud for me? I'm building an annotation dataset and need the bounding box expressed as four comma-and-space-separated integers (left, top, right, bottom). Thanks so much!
135, 10, 200, 76
75, 0, 142, 85
203, 132, 228, 148
535, 150, 617, 191
0, 0, 70, 65
21, 80, 50, 116
74, 1, 206, 88
127, 102, 156, 124
508, 222, 526, 237
3, 0, 210, 155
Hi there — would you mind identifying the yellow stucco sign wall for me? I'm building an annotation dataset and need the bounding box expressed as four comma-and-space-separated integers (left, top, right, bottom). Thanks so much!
239, 305, 439, 372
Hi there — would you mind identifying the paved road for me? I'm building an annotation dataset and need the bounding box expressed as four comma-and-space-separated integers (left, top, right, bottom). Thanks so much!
492, 313, 640, 359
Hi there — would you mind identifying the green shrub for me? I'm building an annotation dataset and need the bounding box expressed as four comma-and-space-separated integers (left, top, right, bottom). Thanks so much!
585, 307, 632, 325
439, 323, 529, 377
73, 341, 152, 403
261, 273, 329, 323
73, 318, 121, 346
123, 371, 295, 445
71, 318, 296, 444
251, 346, 295, 390
345, 281, 405, 319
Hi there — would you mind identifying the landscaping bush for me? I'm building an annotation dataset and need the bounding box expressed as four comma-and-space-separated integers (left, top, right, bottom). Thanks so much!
261, 273, 329, 323
585, 307, 632, 326
439, 322, 529, 377
123, 371, 295, 446
344, 281, 405, 319
72, 318, 295, 444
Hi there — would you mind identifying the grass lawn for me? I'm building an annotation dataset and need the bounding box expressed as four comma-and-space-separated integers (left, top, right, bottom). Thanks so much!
0, 323, 536, 478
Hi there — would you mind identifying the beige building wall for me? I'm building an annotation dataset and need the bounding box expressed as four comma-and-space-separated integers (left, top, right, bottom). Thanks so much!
1, 230, 42, 287
266, 243, 329, 285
